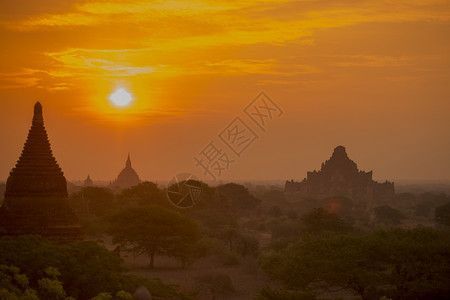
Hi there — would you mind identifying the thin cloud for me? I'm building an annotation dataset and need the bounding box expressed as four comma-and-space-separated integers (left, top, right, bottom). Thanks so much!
46, 49, 156, 77
334, 55, 412, 68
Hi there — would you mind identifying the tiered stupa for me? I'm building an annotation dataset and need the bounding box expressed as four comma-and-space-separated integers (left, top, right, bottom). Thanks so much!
111, 154, 141, 189
285, 146, 395, 204
0, 102, 83, 242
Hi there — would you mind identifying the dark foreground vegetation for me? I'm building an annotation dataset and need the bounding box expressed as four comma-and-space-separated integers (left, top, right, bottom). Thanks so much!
259, 227, 450, 300
1, 181, 450, 299
0, 235, 190, 300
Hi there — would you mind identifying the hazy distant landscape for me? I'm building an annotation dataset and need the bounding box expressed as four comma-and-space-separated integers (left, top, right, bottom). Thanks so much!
2, 146, 450, 299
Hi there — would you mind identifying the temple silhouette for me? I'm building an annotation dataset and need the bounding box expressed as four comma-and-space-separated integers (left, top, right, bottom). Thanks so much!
0, 102, 83, 242
285, 146, 395, 203
84, 174, 93, 186
110, 154, 141, 189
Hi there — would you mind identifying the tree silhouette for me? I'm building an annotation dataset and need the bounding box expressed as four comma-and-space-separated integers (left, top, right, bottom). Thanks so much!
117, 182, 167, 207
108, 205, 200, 268
435, 201, 450, 228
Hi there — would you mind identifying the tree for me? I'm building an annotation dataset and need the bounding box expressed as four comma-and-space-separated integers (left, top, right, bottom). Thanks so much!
0, 235, 126, 299
259, 234, 382, 300
373, 205, 405, 225
194, 272, 235, 297
268, 205, 283, 218
235, 233, 259, 257
414, 193, 449, 218
108, 205, 200, 268
321, 195, 354, 217
258, 228, 450, 300
415, 199, 433, 217
0, 183, 5, 204
69, 186, 115, 216
372, 228, 450, 300
218, 225, 239, 252
261, 189, 287, 203
117, 182, 167, 207
300, 208, 353, 234
0, 235, 188, 300
216, 183, 261, 211
257, 286, 316, 300
435, 201, 450, 228
268, 217, 302, 239
0, 265, 40, 300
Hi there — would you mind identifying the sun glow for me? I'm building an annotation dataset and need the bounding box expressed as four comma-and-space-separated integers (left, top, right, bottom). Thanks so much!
109, 88, 133, 107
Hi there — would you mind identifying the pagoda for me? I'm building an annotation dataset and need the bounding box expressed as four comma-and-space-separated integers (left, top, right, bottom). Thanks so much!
110, 154, 141, 189
0, 102, 83, 242
84, 174, 93, 186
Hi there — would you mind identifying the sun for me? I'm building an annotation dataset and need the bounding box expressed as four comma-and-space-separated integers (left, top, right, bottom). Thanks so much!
109, 88, 133, 107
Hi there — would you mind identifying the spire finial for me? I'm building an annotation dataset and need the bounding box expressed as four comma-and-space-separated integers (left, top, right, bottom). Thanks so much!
126, 153, 131, 168
33, 101, 43, 123
34, 101, 42, 114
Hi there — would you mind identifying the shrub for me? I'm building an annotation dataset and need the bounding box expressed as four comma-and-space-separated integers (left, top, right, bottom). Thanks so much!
194, 272, 234, 295
235, 234, 259, 257
220, 250, 241, 266
257, 286, 317, 300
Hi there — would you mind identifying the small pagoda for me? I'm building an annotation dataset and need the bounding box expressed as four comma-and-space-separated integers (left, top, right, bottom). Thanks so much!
0, 102, 83, 242
110, 154, 141, 189
84, 174, 93, 186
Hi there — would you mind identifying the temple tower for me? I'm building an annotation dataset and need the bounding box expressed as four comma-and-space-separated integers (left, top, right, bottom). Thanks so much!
84, 174, 93, 186
0, 102, 83, 242
285, 145, 395, 204
111, 153, 141, 189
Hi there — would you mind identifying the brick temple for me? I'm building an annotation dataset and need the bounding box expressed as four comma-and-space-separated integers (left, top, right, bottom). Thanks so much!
0, 102, 83, 242
285, 145, 395, 203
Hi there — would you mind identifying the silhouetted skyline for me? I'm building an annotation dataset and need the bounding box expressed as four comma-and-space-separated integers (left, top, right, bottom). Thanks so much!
0, 1, 449, 182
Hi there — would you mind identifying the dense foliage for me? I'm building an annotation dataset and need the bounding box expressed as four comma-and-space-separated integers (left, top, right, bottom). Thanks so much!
117, 182, 168, 207
0, 235, 189, 300
435, 201, 450, 228
61, 181, 450, 300
70, 187, 115, 216
216, 183, 261, 211
259, 227, 450, 300
108, 205, 200, 268
373, 205, 405, 225
300, 208, 354, 234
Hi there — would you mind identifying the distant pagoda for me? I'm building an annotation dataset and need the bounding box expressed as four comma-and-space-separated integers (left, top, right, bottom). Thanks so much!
84, 174, 93, 186
110, 154, 141, 189
0, 102, 83, 242
285, 146, 395, 204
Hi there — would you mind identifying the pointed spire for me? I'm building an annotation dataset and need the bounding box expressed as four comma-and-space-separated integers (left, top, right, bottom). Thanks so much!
5, 101, 66, 198
126, 153, 132, 168
33, 101, 43, 122
0, 102, 83, 242
84, 174, 93, 186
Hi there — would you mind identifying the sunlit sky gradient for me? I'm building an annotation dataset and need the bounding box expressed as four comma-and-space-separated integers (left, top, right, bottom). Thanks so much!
1, 0, 449, 183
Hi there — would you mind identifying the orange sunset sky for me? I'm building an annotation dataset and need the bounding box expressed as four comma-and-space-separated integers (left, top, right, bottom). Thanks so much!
0, 0, 449, 183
